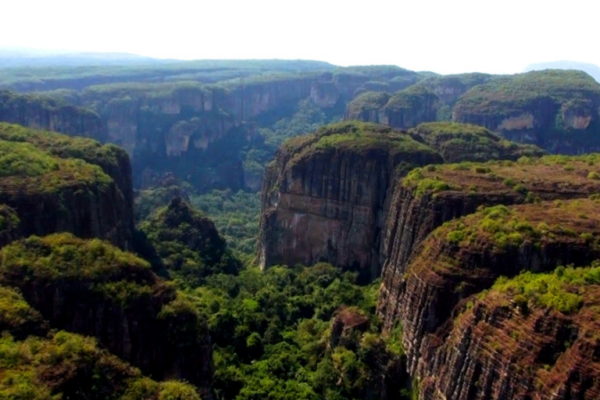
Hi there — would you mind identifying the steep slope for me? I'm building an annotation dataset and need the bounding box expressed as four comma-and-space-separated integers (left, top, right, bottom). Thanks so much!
0, 123, 134, 249
453, 70, 600, 153
409, 122, 545, 162
420, 265, 600, 400
394, 200, 600, 399
0, 89, 103, 139
257, 121, 443, 281
346, 86, 440, 129
379, 154, 600, 330
0, 233, 213, 396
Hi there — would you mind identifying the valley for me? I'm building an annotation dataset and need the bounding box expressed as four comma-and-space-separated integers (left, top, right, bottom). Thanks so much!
1, 57, 600, 400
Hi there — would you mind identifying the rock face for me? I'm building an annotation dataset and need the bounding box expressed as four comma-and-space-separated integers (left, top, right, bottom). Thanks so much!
257, 121, 443, 281
0, 123, 134, 250
0, 90, 104, 140
453, 70, 600, 153
0, 233, 213, 397
346, 87, 440, 129
393, 200, 600, 399
378, 154, 600, 332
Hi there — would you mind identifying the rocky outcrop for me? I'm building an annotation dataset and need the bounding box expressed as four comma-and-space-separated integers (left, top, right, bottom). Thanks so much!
346, 87, 440, 129
453, 70, 600, 153
0, 89, 104, 140
393, 200, 600, 399
409, 122, 545, 162
420, 273, 600, 400
378, 155, 600, 331
0, 233, 213, 397
257, 121, 443, 281
0, 123, 134, 249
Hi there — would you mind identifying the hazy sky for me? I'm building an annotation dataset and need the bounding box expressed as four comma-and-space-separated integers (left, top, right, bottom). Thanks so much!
1, 0, 597, 74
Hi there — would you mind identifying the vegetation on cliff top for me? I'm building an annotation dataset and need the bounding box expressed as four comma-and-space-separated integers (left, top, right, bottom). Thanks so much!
493, 263, 600, 314
0, 331, 202, 400
283, 121, 437, 161
440, 200, 600, 252
0, 233, 159, 306
382, 86, 439, 114
0, 285, 46, 338
345, 91, 391, 117
409, 122, 545, 162
139, 198, 241, 286
0, 138, 112, 194
403, 154, 600, 197
455, 69, 600, 115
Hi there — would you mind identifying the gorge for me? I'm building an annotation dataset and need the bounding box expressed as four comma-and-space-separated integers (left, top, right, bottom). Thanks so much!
1, 56, 600, 400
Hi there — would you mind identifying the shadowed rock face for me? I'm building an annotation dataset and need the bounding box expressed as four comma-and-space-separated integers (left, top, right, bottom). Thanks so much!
0, 123, 134, 250
257, 121, 443, 281
453, 70, 600, 154
0, 90, 104, 140
0, 234, 213, 398
391, 200, 600, 400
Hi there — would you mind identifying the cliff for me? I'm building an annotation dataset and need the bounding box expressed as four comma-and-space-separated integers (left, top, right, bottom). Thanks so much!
453, 70, 600, 153
0, 233, 213, 397
420, 264, 600, 400
0, 89, 104, 140
0, 123, 134, 249
409, 122, 545, 162
378, 154, 600, 332
394, 200, 600, 399
346, 86, 440, 129
257, 121, 443, 281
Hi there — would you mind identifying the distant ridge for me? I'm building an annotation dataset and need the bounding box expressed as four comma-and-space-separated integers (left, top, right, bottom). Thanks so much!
524, 60, 600, 82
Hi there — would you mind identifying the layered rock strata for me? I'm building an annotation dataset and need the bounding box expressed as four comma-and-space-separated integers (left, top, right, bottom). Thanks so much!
379, 155, 600, 330
257, 121, 442, 281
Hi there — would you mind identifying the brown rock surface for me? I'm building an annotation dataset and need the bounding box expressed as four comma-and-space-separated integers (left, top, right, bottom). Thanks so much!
257, 121, 442, 281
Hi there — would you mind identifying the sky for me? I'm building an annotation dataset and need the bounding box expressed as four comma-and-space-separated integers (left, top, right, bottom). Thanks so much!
1, 0, 598, 75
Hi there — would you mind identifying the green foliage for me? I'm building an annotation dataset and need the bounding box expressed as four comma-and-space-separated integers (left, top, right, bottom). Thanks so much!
403, 168, 456, 197
409, 122, 545, 163
181, 263, 403, 400
139, 198, 241, 286
0, 332, 202, 400
493, 263, 600, 314
0, 233, 157, 307
191, 189, 261, 257
455, 69, 600, 117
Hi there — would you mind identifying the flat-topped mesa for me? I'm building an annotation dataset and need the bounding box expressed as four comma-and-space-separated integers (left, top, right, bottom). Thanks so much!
409, 122, 545, 162
345, 86, 440, 129
257, 121, 443, 281
0, 123, 134, 249
420, 263, 600, 400
0, 90, 104, 140
396, 199, 600, 385
453, 70, 600, 153
378, 154, 600, 330
0, 233, 213, 397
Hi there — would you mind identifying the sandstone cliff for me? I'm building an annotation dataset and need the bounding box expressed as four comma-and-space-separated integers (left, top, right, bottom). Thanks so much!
453, 70, 600, 153
0, 89, 104, 140
0, 233, 213, 397
0, 123, 134, 249
395, 200, 600, 399
257, 121, 443, 281
346, 86, 440, 129
378, 154, 600, 332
